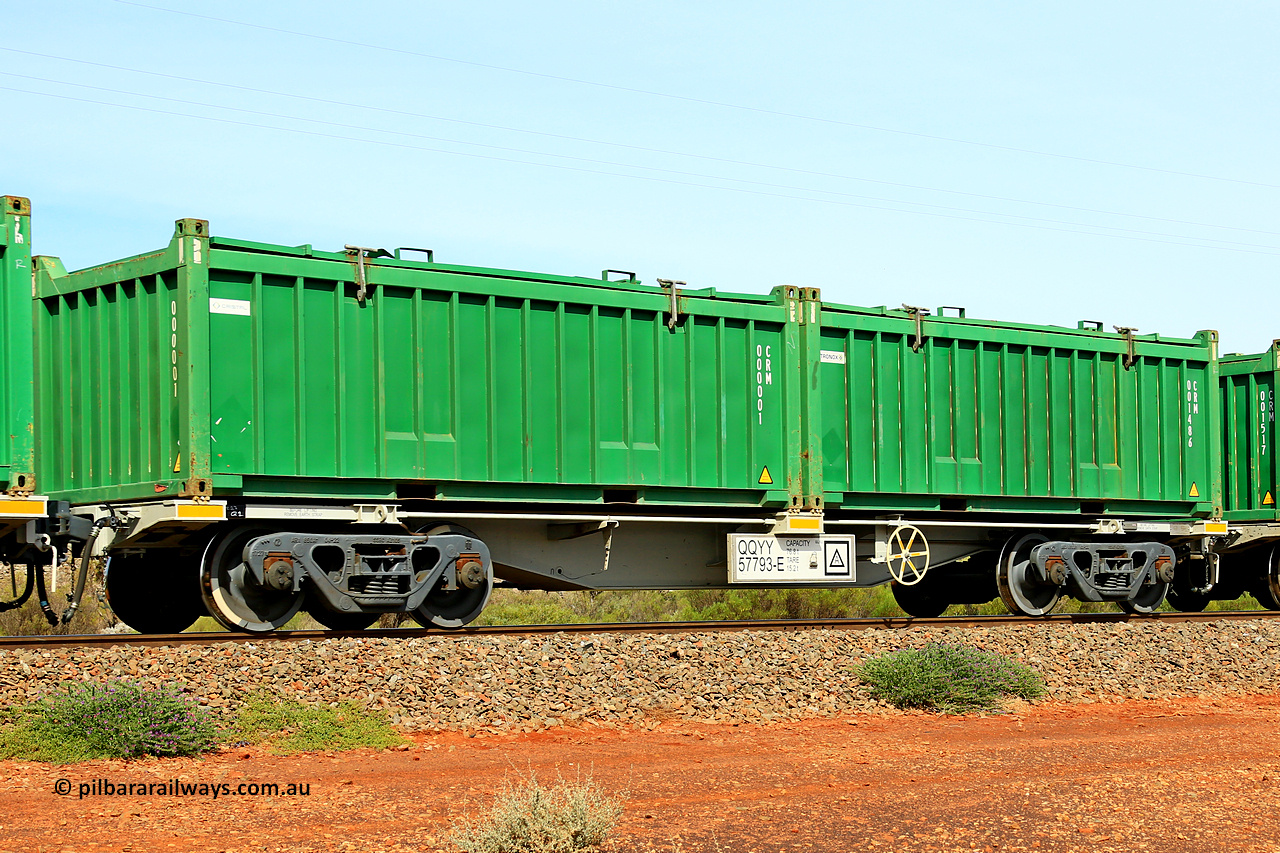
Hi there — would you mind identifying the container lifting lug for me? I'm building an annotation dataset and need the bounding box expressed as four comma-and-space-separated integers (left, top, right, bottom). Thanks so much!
902, 304, 930, 353
344, 245, 392, 303
657, 278, 685, 331
1114, 326, 1138, 369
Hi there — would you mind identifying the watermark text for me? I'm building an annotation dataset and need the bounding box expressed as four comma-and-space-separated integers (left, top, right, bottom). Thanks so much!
54, 777, 311, 800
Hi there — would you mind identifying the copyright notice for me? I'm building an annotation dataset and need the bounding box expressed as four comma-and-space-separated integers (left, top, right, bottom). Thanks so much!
54, 777, 312, 800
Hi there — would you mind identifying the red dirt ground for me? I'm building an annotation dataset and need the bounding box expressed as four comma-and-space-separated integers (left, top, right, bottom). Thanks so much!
3, 695, 1279, 853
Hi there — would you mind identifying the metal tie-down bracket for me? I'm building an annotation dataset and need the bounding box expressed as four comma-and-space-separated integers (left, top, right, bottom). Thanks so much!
657, 279, 685, 331
344, 245, 393, 303
902, 304, 930, 352
1114, 326, 1138, 369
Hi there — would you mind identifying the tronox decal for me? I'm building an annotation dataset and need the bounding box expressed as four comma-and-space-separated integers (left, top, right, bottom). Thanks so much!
210, 298, 252, 316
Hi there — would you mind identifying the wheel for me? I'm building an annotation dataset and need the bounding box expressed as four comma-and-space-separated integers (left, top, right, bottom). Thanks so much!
1249, 545, 1280, 604
105, 552, 205, 634
885, 525, 930, 586
996, 533, 1059, 617
1117, 577, 1170, 614
1254, 546, 1280, 610
305, 590, 378, 631
200, 527, 303, 633
411, 573, 492, 629
1165, 580, 1211, 612
410, 524, 493, 629
891, 580, 948, 618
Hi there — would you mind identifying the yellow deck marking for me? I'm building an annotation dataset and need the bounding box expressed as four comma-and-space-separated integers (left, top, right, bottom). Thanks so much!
758, 466, 773, 485
176, 504, 225, 519
0, 500, 45, 516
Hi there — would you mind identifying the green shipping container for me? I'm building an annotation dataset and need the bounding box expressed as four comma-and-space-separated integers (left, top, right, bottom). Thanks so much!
1220, 344, 1279, 522
815, 303, 1222, 517
0, 196, 34, 494
34, 220, 811, 507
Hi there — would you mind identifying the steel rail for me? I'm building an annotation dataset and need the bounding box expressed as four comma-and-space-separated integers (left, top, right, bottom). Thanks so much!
2, 609, 1278, 651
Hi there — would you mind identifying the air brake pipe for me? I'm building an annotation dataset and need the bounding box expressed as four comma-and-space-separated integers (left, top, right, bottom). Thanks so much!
58, 524, 102, 626
32, 524, 102, 627
34, 545, 58, 626
0, 561, 34, 612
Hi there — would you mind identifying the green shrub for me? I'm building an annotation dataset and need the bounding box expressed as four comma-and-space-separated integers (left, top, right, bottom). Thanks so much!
857, 643, 1046, 714
451, 773, 622, 853
233, 694, 405, 753
0, 680, 218, 762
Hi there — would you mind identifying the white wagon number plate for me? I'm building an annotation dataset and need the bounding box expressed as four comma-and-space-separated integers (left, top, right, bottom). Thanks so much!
728, 534, 855, 583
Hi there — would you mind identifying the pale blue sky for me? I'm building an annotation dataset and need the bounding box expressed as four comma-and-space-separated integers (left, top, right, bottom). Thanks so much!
4, 0, 1277, 352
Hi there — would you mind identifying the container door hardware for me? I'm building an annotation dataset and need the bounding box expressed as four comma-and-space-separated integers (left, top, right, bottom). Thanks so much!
344, 245, 392, 303
901, 305, 930, 353
657, 278, 685, 330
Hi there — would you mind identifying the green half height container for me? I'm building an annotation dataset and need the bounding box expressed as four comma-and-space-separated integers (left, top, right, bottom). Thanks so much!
33, 220, 810, 508
815, 302, 1221, 517
1220, 343, 1280, 522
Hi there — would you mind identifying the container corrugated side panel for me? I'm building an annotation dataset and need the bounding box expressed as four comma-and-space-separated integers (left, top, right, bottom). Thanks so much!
204, 246, 794, 504
35, 248, 186, 501
818, 305, 1220, 516
0, 197, 34, 490
1220, 347, 1279, 521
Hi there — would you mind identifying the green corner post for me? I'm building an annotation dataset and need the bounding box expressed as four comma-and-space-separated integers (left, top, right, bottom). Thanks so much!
0, 196, 35, 494
772, 284, 824, 512
798, 287, 824, 511
174, 218, 214, 499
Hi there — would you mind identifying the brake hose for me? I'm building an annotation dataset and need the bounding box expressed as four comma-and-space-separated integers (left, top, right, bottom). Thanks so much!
0, 560, 35, 612
58, 524, 103, 626
34, 544, 58, 627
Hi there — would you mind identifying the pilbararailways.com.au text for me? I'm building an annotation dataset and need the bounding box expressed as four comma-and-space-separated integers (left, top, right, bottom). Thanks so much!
54, 778, 311, 799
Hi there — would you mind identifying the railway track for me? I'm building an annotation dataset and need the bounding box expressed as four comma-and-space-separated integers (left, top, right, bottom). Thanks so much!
3, 609, 1279, 650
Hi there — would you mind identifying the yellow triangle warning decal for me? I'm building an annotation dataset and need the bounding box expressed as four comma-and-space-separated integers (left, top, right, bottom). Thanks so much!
173, 454, 182, 474
758, 466, 773, 485
1265, 491, 1275, 506
1189, 482, 1200, 498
